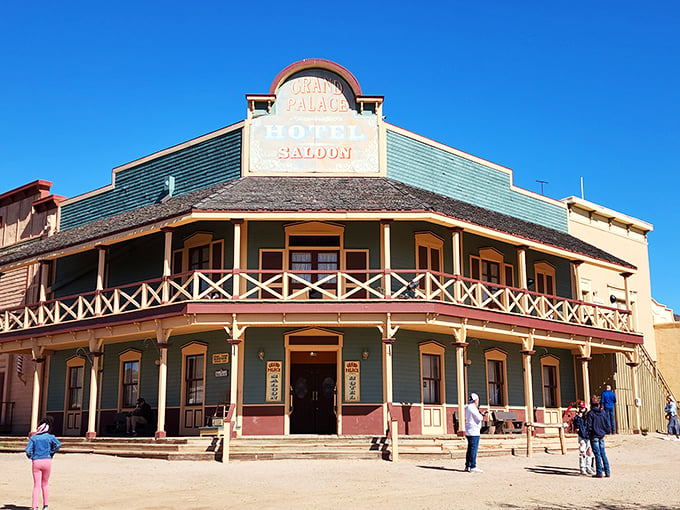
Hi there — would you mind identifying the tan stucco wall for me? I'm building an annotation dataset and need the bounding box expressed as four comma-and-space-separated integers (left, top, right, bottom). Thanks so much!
655, 323, 680, 398
566, 201, 656, 358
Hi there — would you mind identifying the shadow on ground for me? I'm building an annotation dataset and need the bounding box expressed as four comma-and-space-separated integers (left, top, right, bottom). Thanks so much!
498, 504, 678, 510
1, 505, 31, 510
525, 465, 581, 476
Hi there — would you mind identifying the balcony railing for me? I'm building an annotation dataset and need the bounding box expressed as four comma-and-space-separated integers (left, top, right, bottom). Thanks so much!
0, 269, 633, 335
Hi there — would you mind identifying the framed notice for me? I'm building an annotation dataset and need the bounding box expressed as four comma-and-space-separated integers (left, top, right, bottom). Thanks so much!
344, 361, 360, 402
266, 361, 283, 402
212, 353, 229, 364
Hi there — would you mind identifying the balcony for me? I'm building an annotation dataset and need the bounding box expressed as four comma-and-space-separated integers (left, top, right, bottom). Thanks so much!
0, 269, 634, 336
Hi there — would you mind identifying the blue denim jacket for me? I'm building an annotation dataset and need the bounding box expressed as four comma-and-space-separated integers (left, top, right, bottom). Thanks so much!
25, 432, 61, 460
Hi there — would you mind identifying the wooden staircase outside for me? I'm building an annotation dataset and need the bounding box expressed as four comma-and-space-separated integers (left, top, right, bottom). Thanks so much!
0, 432, 610, 463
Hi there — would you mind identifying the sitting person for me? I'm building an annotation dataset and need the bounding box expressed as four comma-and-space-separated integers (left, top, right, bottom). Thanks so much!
126, 397, 152, 435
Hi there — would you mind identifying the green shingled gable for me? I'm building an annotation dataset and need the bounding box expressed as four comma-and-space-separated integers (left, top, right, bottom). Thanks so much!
386, 129, 569, 232
60, 128, 242, 230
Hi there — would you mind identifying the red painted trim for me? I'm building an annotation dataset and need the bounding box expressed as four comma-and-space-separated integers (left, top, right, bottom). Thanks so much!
0, 179, 53, 206
268, 59, 362, 96
32, 194, 67, 212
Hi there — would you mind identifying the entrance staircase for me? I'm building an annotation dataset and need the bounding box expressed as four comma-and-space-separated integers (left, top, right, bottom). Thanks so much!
0, 432, 600, 462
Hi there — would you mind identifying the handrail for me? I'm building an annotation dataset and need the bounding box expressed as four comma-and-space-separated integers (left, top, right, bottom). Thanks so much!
0, 269, 635, 336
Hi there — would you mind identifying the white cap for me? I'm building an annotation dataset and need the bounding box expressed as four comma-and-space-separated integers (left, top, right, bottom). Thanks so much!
468, 392, 479, 403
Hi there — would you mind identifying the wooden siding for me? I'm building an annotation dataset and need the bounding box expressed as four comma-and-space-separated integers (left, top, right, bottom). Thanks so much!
341, 329, 383, 403
0, 267, 29, 309
60, 128, 242, 231
386, 129, 569, 232
46, 349, 92, 412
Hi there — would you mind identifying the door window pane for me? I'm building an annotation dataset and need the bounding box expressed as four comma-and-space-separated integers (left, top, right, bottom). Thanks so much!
68, 366, 84, 410
185, 354, 205, 405
122, 360, 139, 408
543, 365, 558, 408
422, 354, 441, 404
487, 359, 505, 406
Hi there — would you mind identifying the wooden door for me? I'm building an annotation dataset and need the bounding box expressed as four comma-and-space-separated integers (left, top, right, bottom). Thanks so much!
180, 350, 206, 435
290, 363, 337, 435
421, 352, 445, 435
64, 363, 84, 436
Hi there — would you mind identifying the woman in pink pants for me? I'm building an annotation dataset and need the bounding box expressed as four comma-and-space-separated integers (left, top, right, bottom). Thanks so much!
25, 417, 61, 510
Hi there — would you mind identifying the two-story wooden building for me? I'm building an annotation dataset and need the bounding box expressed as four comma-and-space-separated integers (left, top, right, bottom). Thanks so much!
0, 59, 644, 439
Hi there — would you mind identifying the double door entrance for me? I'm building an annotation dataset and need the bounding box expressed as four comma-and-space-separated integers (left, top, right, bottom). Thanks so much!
289, 356, 337, 435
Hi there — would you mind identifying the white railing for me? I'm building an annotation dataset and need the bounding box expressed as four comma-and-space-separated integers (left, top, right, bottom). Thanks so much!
0, 269, 633, 335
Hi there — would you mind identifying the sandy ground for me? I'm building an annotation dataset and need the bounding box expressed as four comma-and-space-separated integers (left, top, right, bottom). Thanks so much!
1, 434, 679, 510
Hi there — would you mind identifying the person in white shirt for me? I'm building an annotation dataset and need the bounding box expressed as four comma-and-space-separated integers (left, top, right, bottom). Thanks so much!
465, 392, 488, 473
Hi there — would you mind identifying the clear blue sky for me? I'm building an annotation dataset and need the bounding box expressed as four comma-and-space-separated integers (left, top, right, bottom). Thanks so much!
2, 2, 678, 312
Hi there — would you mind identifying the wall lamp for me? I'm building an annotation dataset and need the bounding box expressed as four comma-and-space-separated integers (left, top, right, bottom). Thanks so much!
257, 348, 265, 361
362, 348, 369, 361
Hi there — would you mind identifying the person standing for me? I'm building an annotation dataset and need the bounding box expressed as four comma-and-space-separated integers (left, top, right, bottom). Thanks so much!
25, 417, 61, 510
664, 395, 680, 441
586, 397, 611, 478
464, 392, 488, 473
572, 402, 595, 475
600, 385, 617, 434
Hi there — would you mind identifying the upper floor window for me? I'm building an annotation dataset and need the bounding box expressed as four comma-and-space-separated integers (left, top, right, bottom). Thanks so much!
172, 232, 224, 274
471, 248, 514, 287
534, 261, 556, 296
415, 232, 443, 273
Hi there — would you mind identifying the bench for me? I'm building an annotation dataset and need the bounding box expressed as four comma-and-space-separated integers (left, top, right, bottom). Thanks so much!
453, 410, 494, 434
493, 411, 524, 434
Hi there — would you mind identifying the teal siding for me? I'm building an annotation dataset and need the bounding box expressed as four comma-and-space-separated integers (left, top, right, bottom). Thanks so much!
60, 128, 243, 230
99, 342, 161, 409
392, 330, 459, 405
243, 328, 287, 404
532, 348, 577, 408
53, 251, 98, 298
466, 339, 525, 407
107, 233, 165, 287
341, 329, 382, 404
47, 350, 92, 412
386, 129, 569, 232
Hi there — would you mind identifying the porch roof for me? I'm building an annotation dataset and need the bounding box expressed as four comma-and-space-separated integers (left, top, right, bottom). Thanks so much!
0, 176, 635, 270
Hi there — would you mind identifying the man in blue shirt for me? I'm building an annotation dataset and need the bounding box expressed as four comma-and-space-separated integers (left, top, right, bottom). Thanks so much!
600, 385, 617, 434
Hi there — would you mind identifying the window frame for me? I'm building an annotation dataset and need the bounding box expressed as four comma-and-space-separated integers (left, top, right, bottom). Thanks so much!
65, 356, 86, 411
118, 349, 142, 411
540, 355, 561, 409
484, 348, 508, 408
419, 341, 446, 406
181, 342, 208, 407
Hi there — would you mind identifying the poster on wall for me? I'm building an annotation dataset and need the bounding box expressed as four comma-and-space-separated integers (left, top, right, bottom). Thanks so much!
266, 361, 283, 402
344, 360, 360, 402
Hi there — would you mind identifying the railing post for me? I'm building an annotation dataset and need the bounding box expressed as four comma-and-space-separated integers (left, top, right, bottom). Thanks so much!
391, 420, 399, 462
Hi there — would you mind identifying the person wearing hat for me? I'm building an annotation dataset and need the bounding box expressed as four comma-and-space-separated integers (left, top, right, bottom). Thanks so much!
572, 401, 595, 475
663, 395, 680, 441
126, 397, 152, 436
464, 392, 488, 473
585, 397, 611, 478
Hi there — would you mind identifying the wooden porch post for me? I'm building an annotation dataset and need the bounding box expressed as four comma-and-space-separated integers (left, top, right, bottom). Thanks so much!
451, 227, 463, 301
30, 344, 45, 433
95, 246, 107, 315
232, 220, 244, 299
570, 261, 583, 300
621, 272, 634, 330
518, 246, 529, 313
521, 333, 535, 457
578, 341, 592, 403
161, 228, 173, 304
155, 325, 172, 438
452, 322, 468, 437
381, 220, 392, 298
626, 350, 642, 434
86, 333, 103, 438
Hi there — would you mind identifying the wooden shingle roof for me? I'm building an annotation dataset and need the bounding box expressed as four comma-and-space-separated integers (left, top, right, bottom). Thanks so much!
0, 177, 635, 270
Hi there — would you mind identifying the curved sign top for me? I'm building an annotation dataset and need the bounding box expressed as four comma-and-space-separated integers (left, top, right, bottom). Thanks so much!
248, 61, 380, 175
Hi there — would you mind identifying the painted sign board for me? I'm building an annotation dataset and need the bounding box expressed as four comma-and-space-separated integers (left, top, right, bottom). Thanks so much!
266, 361, 283, 402
344, 360, 360, 402
212, 353, 229, 364
249, 69, 379, 174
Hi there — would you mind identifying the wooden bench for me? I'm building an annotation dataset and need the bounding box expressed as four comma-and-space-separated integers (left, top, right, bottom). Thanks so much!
453, 410, 494, 434
493, 411, 524, 433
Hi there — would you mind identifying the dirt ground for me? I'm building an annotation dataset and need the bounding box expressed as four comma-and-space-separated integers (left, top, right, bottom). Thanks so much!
1, 433, 679, 510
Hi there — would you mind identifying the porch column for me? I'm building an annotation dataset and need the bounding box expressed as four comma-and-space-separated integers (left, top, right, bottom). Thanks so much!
521, 334, 535, 457
578, 342, 592, 403
86, 354, 103, 438
161, 228, 174, 303
450, 227, 463, 301
30, 347, 46, 433
95, 245, 107, 315
621, 272, 634, 330
38, 260, 50, 325
228, 337, 243, 436
381, 220, 392, 298
232, 220, 244, 299
452, 323, 468, 437
626, 350, 642, 434
517, 246, 528, 289
155, 325, 172, 439
570, 261, 583, 300
382, 338, 397, 434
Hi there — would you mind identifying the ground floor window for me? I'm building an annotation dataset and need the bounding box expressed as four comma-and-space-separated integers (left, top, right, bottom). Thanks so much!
485, 348, 508, 407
